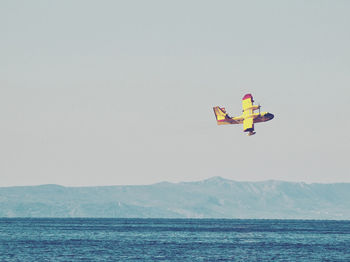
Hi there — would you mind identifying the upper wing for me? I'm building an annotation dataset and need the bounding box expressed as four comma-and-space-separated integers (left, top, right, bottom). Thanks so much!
242, 93, 254, 112
213, 106, 240, 125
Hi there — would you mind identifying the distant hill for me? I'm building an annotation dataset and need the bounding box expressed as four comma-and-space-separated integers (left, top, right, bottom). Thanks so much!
1, 177, 349, 219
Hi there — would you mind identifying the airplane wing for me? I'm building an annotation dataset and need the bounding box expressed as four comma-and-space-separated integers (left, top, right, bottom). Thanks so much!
243, 117, 254, 132
242, 94, 256, 133
242, 94, 254, 113
213, 106, 240, 125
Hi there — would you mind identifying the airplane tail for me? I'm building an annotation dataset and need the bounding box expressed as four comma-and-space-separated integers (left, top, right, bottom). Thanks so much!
213, 106, 229, 125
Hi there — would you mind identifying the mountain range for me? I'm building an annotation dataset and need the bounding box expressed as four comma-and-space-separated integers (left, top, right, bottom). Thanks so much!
1, 177, 349, 219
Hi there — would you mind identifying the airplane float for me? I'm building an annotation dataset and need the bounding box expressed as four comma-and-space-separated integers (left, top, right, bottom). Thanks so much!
213, 94, 274, 136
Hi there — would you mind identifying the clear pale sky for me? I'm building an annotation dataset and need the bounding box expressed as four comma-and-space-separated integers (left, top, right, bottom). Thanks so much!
1, 1, 349, 186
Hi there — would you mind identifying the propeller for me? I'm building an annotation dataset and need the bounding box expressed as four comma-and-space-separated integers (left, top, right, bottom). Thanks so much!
258, 103, 261, 114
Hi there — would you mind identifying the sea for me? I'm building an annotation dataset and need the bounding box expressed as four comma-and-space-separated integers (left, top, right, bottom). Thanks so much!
0, 218, 349, 261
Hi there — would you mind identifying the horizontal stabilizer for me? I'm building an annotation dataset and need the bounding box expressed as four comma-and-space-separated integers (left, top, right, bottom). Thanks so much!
213, 107, 241, 125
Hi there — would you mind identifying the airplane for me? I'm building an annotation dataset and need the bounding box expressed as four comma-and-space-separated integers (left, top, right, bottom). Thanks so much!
213, 94, 274, 136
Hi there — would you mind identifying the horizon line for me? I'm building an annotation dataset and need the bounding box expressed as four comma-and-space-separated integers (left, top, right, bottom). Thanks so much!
1, 176, 350, 188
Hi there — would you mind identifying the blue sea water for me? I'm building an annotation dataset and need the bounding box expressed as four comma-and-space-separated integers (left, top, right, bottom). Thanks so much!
0, 218, 349, 261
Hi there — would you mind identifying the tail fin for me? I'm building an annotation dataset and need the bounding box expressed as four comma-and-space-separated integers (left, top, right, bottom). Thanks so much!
213, 106, 229, 125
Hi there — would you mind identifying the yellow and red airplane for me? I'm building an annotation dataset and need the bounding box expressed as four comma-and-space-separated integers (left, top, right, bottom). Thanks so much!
213, 94, 274, 136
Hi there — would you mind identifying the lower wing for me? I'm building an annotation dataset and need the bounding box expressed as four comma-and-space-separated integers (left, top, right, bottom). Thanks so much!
243, 118, 254, 132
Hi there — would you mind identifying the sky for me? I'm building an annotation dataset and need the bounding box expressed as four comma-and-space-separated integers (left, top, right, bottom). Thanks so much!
1, 0, 350, 186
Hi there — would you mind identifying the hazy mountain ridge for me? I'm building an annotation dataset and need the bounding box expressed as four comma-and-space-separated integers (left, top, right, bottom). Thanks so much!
1, 177, 349, 219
